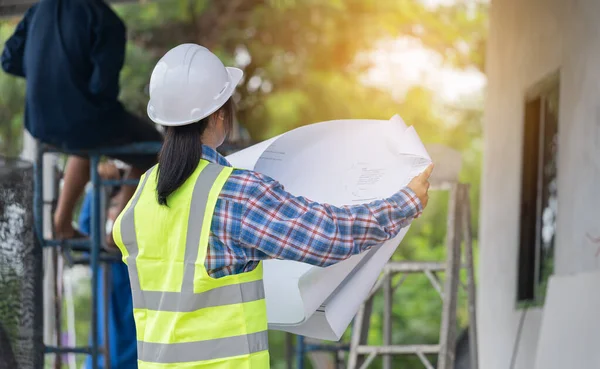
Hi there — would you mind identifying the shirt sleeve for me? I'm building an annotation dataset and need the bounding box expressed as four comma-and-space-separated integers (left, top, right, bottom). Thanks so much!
236, 172, 422, 267
1, 4, 38, 77
88, 4, 126, 100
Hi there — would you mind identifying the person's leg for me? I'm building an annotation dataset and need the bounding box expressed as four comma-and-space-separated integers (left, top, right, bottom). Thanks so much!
54, 156, 90, 239
112, 262, 138, 368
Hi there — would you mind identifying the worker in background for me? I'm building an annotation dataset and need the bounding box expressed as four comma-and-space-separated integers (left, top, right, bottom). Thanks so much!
1, 0, 162, 244
112, 44, 433, 368
78, 161, 137, 369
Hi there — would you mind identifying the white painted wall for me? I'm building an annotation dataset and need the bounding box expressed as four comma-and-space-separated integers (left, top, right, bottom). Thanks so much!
479, 0, 600, 367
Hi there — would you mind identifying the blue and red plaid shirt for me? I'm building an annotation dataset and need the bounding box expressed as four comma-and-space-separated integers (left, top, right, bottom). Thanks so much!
204, 145, 422, 278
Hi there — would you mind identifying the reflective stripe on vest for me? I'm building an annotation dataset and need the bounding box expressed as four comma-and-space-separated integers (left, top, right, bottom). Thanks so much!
114, 161, 269, 368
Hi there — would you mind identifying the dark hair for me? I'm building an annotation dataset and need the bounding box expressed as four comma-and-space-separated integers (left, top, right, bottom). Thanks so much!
156, 98, 235, 206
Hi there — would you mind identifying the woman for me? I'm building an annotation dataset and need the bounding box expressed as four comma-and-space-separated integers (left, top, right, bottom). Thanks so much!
112, 44, 432, 369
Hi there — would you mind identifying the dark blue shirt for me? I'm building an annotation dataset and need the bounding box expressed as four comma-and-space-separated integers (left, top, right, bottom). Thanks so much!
1, 0, 127, 149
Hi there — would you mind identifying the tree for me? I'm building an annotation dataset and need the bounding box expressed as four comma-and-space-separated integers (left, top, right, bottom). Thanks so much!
115, 0, 486, 138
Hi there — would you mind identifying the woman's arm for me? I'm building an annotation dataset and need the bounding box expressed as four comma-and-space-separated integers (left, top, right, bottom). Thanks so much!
234, 171, 422, 267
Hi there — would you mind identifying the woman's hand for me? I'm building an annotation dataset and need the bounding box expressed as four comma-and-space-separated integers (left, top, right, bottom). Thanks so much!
407, 163, 434, 210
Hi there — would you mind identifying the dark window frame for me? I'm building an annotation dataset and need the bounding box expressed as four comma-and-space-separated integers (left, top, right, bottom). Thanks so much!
517, 72, 560, 306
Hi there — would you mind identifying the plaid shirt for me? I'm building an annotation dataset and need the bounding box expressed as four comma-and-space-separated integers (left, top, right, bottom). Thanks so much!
204, 146, 422, 278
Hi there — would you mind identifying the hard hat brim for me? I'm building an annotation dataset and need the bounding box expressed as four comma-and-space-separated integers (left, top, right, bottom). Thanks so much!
148, 67, 244, 127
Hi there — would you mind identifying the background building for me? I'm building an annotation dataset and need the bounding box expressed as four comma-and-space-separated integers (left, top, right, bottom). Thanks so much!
480, 0, 600, 367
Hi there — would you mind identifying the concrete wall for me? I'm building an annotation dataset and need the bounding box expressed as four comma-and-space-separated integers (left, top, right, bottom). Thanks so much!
479, 0, 600, 367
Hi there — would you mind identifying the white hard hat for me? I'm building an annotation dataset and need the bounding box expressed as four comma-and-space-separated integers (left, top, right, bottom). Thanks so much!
147, 44, 243, 126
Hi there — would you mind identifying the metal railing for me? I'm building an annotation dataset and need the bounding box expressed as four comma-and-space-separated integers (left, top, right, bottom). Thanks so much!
34, 141, 162, 369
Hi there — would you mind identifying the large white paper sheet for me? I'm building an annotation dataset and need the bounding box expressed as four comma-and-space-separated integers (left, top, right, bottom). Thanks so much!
225, 135, 281, 170
226, 115, 431, 340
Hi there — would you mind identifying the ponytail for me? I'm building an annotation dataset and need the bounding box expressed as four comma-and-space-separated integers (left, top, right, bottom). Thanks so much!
156, 121, 207, 205
156, 98, 235, 206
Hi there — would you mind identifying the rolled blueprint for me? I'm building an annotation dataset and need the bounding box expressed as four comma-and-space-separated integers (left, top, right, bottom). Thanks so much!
226, 115, 431, 340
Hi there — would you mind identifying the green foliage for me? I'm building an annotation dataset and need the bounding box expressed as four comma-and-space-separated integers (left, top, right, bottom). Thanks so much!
0, 0, 487, 367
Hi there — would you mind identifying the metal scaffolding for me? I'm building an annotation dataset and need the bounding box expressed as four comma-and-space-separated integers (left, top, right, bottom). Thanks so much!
347, 183, 478, 369
34, 142, 162, 369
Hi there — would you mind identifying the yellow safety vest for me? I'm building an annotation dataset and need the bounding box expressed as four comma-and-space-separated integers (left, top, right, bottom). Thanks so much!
113, 160, 270, 369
